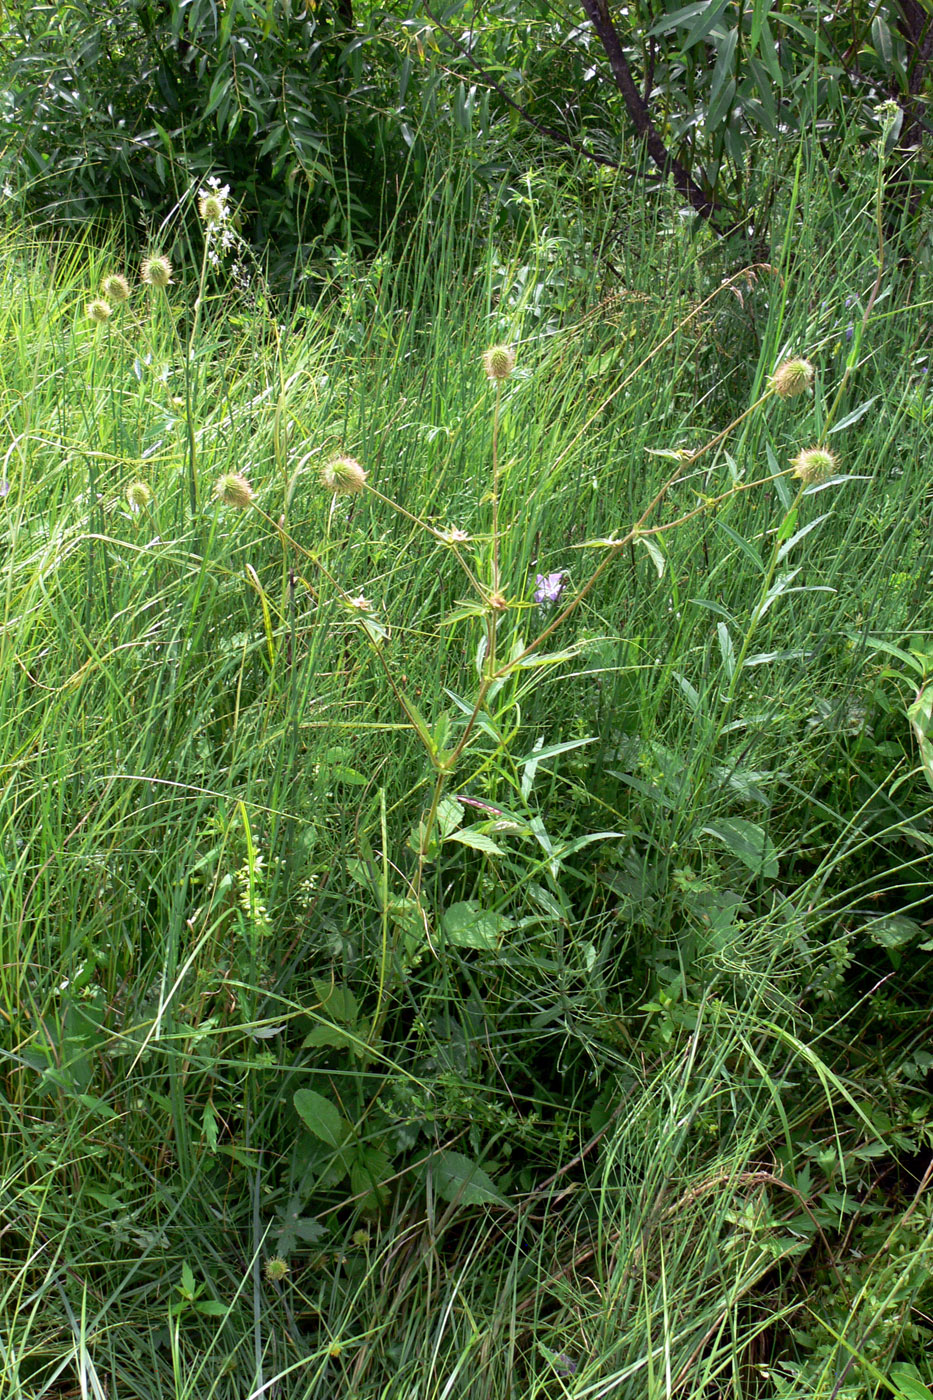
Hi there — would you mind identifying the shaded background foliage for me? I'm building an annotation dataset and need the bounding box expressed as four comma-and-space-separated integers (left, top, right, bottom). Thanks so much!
1, 0, 930, 268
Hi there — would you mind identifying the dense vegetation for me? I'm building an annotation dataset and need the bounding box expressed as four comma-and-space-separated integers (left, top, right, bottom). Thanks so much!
0, 3, 931, 1398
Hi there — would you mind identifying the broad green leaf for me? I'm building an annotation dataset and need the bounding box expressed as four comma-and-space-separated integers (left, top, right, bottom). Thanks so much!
294, 1089, 347, 1148
890, 1367, 933, 1400
828, 396, 879, 433
512, 648, 581, 669
350, 1145, 392, 1206
312, 980, 358, 1024
437, 795, 463, 838
445, 827, 503, 855
430, 1149, 507, 1206
646, 2, 713, 39
718, 621, 735, 679
441, 901, 511, 950
749, 0, 774, 53
303, 1024, 361, 1052
871, 16, 893, 68
515, 737, 594, 766
776, 513, 829, 563
637, 533, 666, 579
703, 817, 779, 878
908, 683, 933, 791
865, 915, 924, 949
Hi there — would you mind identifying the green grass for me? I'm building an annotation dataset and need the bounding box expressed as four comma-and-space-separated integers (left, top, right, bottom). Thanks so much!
1, 135, 932, 1400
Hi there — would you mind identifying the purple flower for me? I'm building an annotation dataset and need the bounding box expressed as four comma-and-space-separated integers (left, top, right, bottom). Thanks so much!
0, 479, 10, 498
534, 571, 567, 606
845, 324, 854, 341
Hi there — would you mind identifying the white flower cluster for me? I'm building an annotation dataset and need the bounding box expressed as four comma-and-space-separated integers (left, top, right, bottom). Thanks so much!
198, 176, 238, 270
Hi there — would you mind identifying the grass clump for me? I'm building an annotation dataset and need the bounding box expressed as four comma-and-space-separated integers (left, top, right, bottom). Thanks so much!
0, 137, 932, 1400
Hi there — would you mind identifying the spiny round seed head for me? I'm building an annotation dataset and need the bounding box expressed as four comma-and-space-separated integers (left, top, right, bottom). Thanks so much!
101, 273, 130, 304
483, 344, 515, 382
87, 298, 112, 324
791, 446, 838, 485
771, 358, 815, 399
214, 472, 255, 509
199, 193, 226, 223
126, 480, 153, 512
264, 1256, 290, 1284
141, 254, 173, 289
321, 456, 367, 495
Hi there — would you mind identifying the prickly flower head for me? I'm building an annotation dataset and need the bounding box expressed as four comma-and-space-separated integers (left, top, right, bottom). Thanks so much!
791, 446, 838, 485
483, 344, 515, 382
770, 358, 814, 399
214, 472, 255, 509
321, 456, 367, 495
87, 298, 112, 324
141, 254, 173, 289
101, 273, 131, 304
199, 190, 228, 224
126, 481, 153, 512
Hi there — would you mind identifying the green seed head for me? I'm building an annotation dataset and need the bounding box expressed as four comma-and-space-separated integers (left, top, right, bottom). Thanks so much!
321, 456, 367, 495
126, 481, 153, 512
770, 358, 815, 399
141, 255, 173, 289
792, 446, 838, 485
87, 298, 112, 324
483, 344, 515, 382
214, 472, 255, 509
101, 273, 131, 304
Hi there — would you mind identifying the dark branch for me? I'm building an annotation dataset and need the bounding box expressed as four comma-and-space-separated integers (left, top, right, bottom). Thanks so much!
420, 2, 645, 177
578, 0, 725, 229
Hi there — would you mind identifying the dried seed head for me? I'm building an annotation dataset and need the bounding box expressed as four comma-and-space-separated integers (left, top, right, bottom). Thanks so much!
101, 273, 130, 304
126, 481, 153, 512
321, 456, 367, 495
264, 1256, 290, 1284
770, 358, 815, 399
791, 446, 838, 485
483, 344, 515, 382
214, 472, 255, 509
87, 298, 112, 324
141, 255, 173, 289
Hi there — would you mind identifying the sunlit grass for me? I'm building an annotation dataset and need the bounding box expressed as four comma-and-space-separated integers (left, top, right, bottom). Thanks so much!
0, 132, 931, 1399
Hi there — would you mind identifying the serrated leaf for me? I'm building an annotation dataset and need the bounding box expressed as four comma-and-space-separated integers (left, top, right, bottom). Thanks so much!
430, 1149, 507, 1206
350, 1145, 392, 1206
441, 901, 511, 950
703, 817, 778, 878
445, 827, 503, 855
312, 980, 358, 1024
303, 1024, 361, 1052
294, 1089, 347, 1148
865, 915, 924, 949
437, 795, 463, 837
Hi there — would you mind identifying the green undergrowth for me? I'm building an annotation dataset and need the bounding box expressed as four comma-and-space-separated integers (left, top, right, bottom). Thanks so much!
0, 137, 932, 1400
